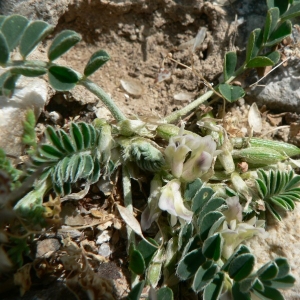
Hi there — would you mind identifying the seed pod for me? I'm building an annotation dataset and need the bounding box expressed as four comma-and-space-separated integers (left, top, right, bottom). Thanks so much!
232, 147, 287, 165
231, 137, 300, 157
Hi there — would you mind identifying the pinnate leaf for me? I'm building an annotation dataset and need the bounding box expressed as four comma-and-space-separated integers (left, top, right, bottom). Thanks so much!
178, 222, 193, 250
147, 247, 164, 288
39, 144, 64, 160
137, 238, 158, 267
265, 275, 295, 289
48, 30, 81, 61
198, 197, 226, 222
45, 126, 65, 153
89, 158, 101, 184
78, 122, 91, 148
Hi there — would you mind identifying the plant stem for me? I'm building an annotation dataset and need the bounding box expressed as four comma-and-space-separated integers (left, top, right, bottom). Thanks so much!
79, 78, 127, 122
164, 90, 214, 123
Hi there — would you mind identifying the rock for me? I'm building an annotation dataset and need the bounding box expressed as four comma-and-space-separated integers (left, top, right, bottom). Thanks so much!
247, 57, 300, 113
0, 75, 48, 157
0, 0, 71, 26
36, 238, 60, 258
244, 202, 300, 299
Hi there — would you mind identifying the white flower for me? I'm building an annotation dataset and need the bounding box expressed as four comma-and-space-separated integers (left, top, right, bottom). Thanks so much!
220, 196, 266, 259
164, 126, 219, 182
158, 179, 193, 226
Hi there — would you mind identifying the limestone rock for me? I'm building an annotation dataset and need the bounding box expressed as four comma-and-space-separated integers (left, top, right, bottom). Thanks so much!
0, 75, 48, 157
0, 0, 71, 26
247, 57, 300, 113
244, 203, 300, 299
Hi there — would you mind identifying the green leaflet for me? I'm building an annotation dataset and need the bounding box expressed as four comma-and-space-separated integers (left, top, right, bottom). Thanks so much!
48, 30, 81, 61
19, 20, 54, 58
1, 15, 29, 50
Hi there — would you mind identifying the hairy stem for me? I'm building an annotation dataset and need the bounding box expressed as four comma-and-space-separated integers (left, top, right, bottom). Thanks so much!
77, 78, 127, 122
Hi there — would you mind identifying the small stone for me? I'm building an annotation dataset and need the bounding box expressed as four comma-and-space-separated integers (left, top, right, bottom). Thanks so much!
130, 34, 137, 41
36, 239, 60, 258
96, 230, 112, 245
0, 74, 48, 156
98, 243, 112, 257
49, 111, 63, 124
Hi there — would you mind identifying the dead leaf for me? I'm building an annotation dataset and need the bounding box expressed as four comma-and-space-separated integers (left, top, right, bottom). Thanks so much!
14, 263, 32, 296
117, 204, 143, 237
120, 78, 144, 97
248, 102, 262, 133
192, 27, 207, 53
36, 238, 60, 258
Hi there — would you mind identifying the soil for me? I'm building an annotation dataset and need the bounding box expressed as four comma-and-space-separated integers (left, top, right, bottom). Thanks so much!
44, 1, 236, 120
1, 0, 300, 299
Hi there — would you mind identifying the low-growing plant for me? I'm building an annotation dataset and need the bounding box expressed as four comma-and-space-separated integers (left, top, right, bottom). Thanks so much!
0, 0, 300, 299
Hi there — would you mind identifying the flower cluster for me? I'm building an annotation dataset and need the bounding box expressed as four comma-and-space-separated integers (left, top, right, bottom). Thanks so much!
156, 127, 219, 225
220, 196, 266, 259
164, 126, 219, 182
